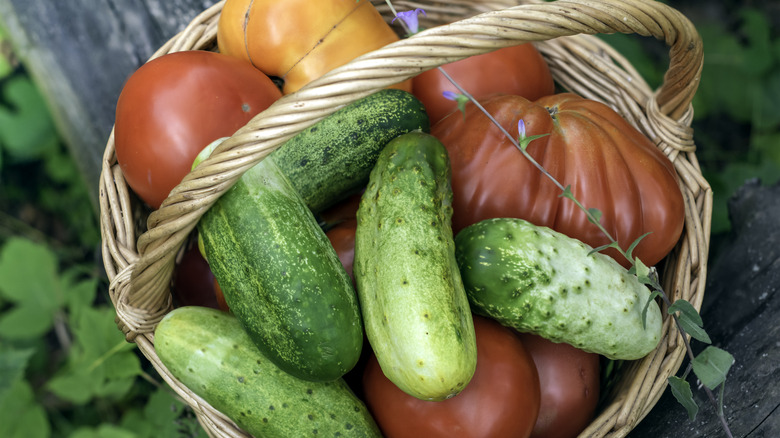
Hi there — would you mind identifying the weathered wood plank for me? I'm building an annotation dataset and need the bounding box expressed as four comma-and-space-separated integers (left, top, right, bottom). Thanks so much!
0, 0, 215, 209
630, 179, 780, 437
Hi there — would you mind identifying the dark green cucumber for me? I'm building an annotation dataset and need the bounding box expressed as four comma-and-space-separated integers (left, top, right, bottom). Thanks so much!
454, 217, 663, 360
271, 88, 429, 213
155, 307, 382, 438
198, 156, 362, 382
354, 131, 477, 401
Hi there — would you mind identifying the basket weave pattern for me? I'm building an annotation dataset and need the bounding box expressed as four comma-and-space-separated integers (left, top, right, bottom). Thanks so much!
99, 0, 710, 436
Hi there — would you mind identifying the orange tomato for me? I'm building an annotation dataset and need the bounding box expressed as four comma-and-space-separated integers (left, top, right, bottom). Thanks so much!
218, 0, 411, 94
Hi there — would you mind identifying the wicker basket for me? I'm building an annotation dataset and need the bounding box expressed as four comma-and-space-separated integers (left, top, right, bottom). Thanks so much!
99, 0, 710, 436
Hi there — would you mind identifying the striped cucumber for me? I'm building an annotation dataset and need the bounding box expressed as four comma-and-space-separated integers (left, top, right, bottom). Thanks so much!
271, 88, 430, 213
154, 306, 382, 438
454, 217, 663, 360
198, 156, 362, 382
354, 131, 477, 401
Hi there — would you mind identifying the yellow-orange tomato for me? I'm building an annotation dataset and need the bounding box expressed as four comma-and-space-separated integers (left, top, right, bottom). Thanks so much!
218, 0, 411, 94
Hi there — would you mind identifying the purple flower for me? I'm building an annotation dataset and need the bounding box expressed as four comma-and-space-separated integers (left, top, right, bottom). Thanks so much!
517, 119, 527, 139
392, 8, 426, 34
442, 90, 459, 101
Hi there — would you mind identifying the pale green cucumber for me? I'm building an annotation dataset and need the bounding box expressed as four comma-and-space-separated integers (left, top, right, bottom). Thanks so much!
198, 156, 362, 382
454, 217, 663, 360
354, 131, 477, 401
154, 306, 382, 438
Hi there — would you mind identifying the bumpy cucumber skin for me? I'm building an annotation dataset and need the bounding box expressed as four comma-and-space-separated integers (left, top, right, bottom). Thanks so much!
154, 307, 382, 438
198, 157, 363, 382
271, 89, 430, 213
454, 218, 663, 360
354, 131, 477, 401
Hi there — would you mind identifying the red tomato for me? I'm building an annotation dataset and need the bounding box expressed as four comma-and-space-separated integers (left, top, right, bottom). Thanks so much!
362, 315, 540, 438
432, 93, 685, 267
518, 334, 601, 438
325, 218, 357, 283
114, 50, 282, 209
412, 44, 555, 124
172, 241, 221, 310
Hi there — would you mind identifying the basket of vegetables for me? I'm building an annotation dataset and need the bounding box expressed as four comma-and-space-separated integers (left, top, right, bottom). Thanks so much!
99, 0, 710, 436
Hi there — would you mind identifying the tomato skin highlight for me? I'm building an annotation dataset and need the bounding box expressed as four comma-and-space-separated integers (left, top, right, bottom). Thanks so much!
518, 333, 601, 438
432, 93, 685, 267
114, 50, 281, 209
362, 315, 541, 438
412, 43, 555, 124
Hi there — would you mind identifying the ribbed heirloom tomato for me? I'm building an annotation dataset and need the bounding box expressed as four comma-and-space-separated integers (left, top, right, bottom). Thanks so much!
114, 50, 282, 209
218, 0, 411, 94
432, 93, 685, 267
412, 43, 555, 124
362, 315, 541, 438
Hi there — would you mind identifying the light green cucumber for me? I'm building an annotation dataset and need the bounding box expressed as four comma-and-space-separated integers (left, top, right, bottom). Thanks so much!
454, 217, 663, 360
197, 156, 362, 382
354, 131, 477, 401
154, 307, 382, 438
271, 88, 430, 213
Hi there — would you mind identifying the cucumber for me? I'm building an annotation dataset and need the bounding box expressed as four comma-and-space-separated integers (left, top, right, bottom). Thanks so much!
271, 88, 430, 213
198, 156, 362, 382
354, 131, 477, 401
454, 217, 663, 360
154, 306, 382, 438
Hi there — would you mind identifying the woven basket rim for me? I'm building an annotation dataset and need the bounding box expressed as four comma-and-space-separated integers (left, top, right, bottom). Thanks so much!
98, 0, 712, 436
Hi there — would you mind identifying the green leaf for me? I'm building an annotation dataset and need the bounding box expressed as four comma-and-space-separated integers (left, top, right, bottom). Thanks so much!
0, 238, 62, 339
0, 76, 59, 161
69, 424, 138, 438
586, 208, 602, 226
692, 346, 735, 390
47, 306, 140, 404
518, 133, 549, 151
668, 375, 699, 421
625, 232, 652, 260
587, 241, 621, 256
120, 387, 189, 438
61, 270, 98, 319
641, 290, 663, 330
559, 185, 574, 201
0, 379, 51, 438
47, 370, 97, 405
669, 299, 711, 344
0, 345, 35, 401
0, 304, 54, 339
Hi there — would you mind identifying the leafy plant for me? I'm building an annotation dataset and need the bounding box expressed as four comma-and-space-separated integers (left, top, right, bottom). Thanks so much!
1, 40, 207, 435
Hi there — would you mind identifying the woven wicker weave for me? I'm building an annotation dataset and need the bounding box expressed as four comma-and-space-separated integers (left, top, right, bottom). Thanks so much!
99, 0, 710, 436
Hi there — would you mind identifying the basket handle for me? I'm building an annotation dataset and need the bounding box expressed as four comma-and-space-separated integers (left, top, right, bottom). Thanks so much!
116, 0, 702, 338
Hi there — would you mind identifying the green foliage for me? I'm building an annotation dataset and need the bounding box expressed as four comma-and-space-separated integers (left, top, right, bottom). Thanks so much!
0, 66, 205, 436
0, 75, 59, 162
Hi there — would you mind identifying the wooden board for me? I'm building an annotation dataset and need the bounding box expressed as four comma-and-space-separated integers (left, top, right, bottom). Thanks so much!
0, 0, 215, 209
